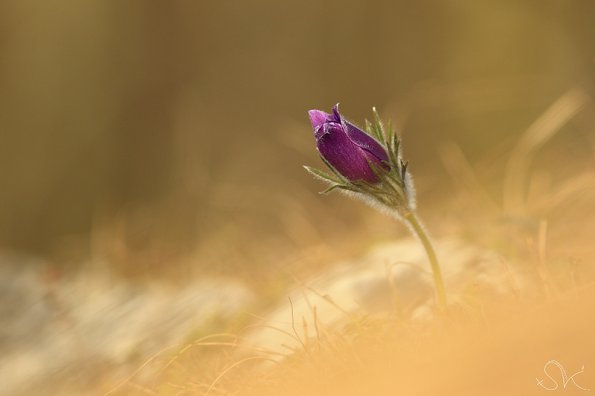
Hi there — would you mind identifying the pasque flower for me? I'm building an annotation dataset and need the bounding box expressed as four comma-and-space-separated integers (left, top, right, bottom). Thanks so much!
304, 104, 448, 310
308, 105, 389, 183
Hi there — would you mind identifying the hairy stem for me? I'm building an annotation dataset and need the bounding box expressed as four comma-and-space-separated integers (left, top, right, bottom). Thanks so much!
403, 210, 448, 310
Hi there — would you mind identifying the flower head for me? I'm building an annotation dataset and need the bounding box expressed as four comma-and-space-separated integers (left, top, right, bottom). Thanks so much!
304, 104, 415, 215
308, 104, 389, 183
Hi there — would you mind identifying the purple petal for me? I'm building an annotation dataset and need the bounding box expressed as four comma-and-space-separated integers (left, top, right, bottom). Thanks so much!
314, 121, 340, 140
316, 123, 382, 183
344, 121, 389, 163
308, 110, 330, 130
332, 105, 389, 164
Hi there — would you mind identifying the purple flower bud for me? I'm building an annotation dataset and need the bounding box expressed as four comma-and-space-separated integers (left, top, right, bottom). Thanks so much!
308, 104, 389, 183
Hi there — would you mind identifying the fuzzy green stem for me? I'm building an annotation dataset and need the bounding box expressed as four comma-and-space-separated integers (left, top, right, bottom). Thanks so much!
403, 210, 447, 310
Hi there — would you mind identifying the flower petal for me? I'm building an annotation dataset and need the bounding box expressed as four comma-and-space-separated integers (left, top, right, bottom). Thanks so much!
316, 123, 380, 182
332, 105, 389, 164
344, 121, 389, 164
308, 110, 330, 131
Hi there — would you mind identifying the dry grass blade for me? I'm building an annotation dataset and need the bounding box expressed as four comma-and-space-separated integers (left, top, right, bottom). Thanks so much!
161, 333, 240, 372
504, 87, 589, 213
104, 345, 177, 396
533, 171, 595, 213
205, 356, 278, 396
288, 296, 308, 353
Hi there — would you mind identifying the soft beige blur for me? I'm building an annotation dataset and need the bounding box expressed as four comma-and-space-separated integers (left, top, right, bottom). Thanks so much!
243, 286, 595, 396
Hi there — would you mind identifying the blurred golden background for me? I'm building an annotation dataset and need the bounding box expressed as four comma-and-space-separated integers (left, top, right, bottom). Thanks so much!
1, 1, 593, 274
1, 2, 595, 395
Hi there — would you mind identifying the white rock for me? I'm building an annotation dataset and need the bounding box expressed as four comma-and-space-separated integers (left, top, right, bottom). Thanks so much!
0, 253, 254, 396
242, 238, 521, 358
